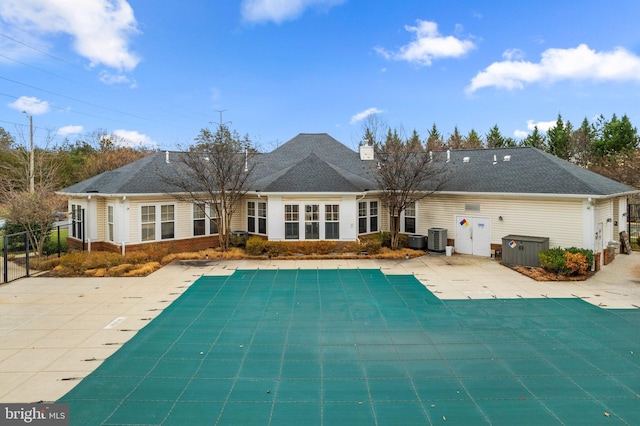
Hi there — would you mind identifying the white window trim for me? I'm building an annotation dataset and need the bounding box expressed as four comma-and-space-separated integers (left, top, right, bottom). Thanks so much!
139, 203, 176, 243
247, 200, 267, 235
284, 202, 343, 241
403, 202, 417, 234
192, 203, 220, 236
358, 200, 379, 234
107, 204, 114, 242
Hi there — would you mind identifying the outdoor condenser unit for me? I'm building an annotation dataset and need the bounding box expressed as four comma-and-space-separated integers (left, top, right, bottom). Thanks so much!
428, 228, 447, 252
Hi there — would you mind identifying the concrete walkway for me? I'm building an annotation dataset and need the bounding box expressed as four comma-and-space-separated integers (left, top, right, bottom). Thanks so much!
0, 252, 638, 403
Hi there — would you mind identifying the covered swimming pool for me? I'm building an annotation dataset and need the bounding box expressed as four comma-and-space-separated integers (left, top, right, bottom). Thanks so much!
59, 269, 640, 425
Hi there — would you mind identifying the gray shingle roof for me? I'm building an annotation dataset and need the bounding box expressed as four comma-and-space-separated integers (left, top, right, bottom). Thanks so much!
59, 133, 637, 197
440, 147, 635, 196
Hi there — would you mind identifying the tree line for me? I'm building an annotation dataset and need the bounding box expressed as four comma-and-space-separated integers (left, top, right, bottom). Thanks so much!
362, 113, 640, 189
0, 127, 151, 254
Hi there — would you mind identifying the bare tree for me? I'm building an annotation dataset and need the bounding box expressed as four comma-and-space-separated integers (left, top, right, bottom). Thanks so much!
0, 127, 64, 255
159, 124, 256, 251
374, 129, 449, 250
360, 114, 388, 146
0, 183, 65, 255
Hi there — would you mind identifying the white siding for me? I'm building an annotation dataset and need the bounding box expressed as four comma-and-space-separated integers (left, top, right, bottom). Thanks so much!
417, 195, 585, 248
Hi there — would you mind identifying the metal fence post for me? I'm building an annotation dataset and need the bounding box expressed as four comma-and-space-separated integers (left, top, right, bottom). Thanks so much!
25, 232, 30, 278
3, 235, 7, 283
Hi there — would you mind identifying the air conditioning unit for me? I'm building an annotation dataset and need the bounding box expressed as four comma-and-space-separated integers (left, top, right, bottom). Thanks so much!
428, 228, 447, 252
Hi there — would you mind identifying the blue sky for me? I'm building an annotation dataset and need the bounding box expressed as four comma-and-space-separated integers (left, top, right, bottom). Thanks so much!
2, 0, 640, 151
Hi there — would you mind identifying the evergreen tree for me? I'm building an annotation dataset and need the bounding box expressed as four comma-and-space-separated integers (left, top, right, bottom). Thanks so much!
463, 129, 484, 149
446, 126, 464, 149
406, 129, 423, 151
569, 118, 594, 167
522, 126, 547, 150
592, 113, 638, 158
425, 123, 445, 151
485, 124, 506, 148
547, 114, 572, 160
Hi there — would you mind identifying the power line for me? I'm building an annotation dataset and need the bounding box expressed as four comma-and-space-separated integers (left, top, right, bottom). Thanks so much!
0, 76, 170, 125
0, 33, 85, 70
0, 34, 220, 146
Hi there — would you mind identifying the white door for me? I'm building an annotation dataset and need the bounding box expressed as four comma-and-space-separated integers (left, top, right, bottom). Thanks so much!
455, 216, 492, 257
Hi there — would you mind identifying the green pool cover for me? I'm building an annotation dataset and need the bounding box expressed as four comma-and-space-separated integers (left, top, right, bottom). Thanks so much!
59, 269, 640, 425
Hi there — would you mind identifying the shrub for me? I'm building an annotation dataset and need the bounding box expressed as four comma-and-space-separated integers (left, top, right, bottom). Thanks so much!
539, 247, 593, 276
124, 250, 152, 264
565, 252, 589, 275
266, 241, 290, 257
42, 236, 68, 256
566, 247, 594, 269
539, 247, 568, 274
378, 232, 391, 248
246, 236, 266, 256
361, 239, 382, 255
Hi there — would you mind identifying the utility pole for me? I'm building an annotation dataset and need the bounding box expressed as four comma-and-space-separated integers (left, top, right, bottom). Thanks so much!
213, 109, 231, 128
22, 111, 34, 193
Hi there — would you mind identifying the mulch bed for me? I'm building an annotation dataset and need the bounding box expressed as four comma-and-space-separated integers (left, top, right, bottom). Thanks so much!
508, 264, 593, 281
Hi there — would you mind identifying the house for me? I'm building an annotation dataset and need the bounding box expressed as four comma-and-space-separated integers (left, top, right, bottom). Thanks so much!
58, 133, 638, 266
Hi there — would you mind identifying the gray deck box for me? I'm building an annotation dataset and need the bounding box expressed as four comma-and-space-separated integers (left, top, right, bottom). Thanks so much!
501, 235, 550, 267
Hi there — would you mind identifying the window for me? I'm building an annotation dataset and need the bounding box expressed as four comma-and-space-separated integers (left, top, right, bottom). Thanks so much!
358, 200, 379, 234
285, 205, 299, 239
141, 204, 176, 242
358, 202, 367, 234
193, 203, 219, 236
141, 206, 156, 241
107, 205, 114, 242
305, 204, 319, 239
193, 204, 206, 236
71, 204, 83, 240
370, 201, 378, 233
210, 205, 219, 235
325, 204, 339, 239
161, 205, 175, 239
404, 202, 416, 234
247, 201, 267, 234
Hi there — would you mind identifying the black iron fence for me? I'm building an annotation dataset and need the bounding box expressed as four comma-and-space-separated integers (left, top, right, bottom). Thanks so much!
1, 224, 70, 284
629, 203, 640, 251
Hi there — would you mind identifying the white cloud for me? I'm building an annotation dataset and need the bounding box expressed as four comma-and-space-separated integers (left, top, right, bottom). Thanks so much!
468, 44, 640, 93
514, 119, 557, 137
241, 0, 344, 24
58, 125, 84, 134
112, 129, 156, 148
350, 107, 383, 124
8, 95, 50, 115
526, 119, 556, 132
0, 0, 141, 71
376, 20, 476, 66
513, 129, 529, 138
502, 48, 525, 61
99, 71, 137, 88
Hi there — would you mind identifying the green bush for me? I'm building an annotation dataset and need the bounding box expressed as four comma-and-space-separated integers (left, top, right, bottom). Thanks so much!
245, 236, 266, 256
378, 232, 391, 248
539, 247, 568, 274
42, 236, 68, 256
373, 231, 408, 249
539, 247, 594, 276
